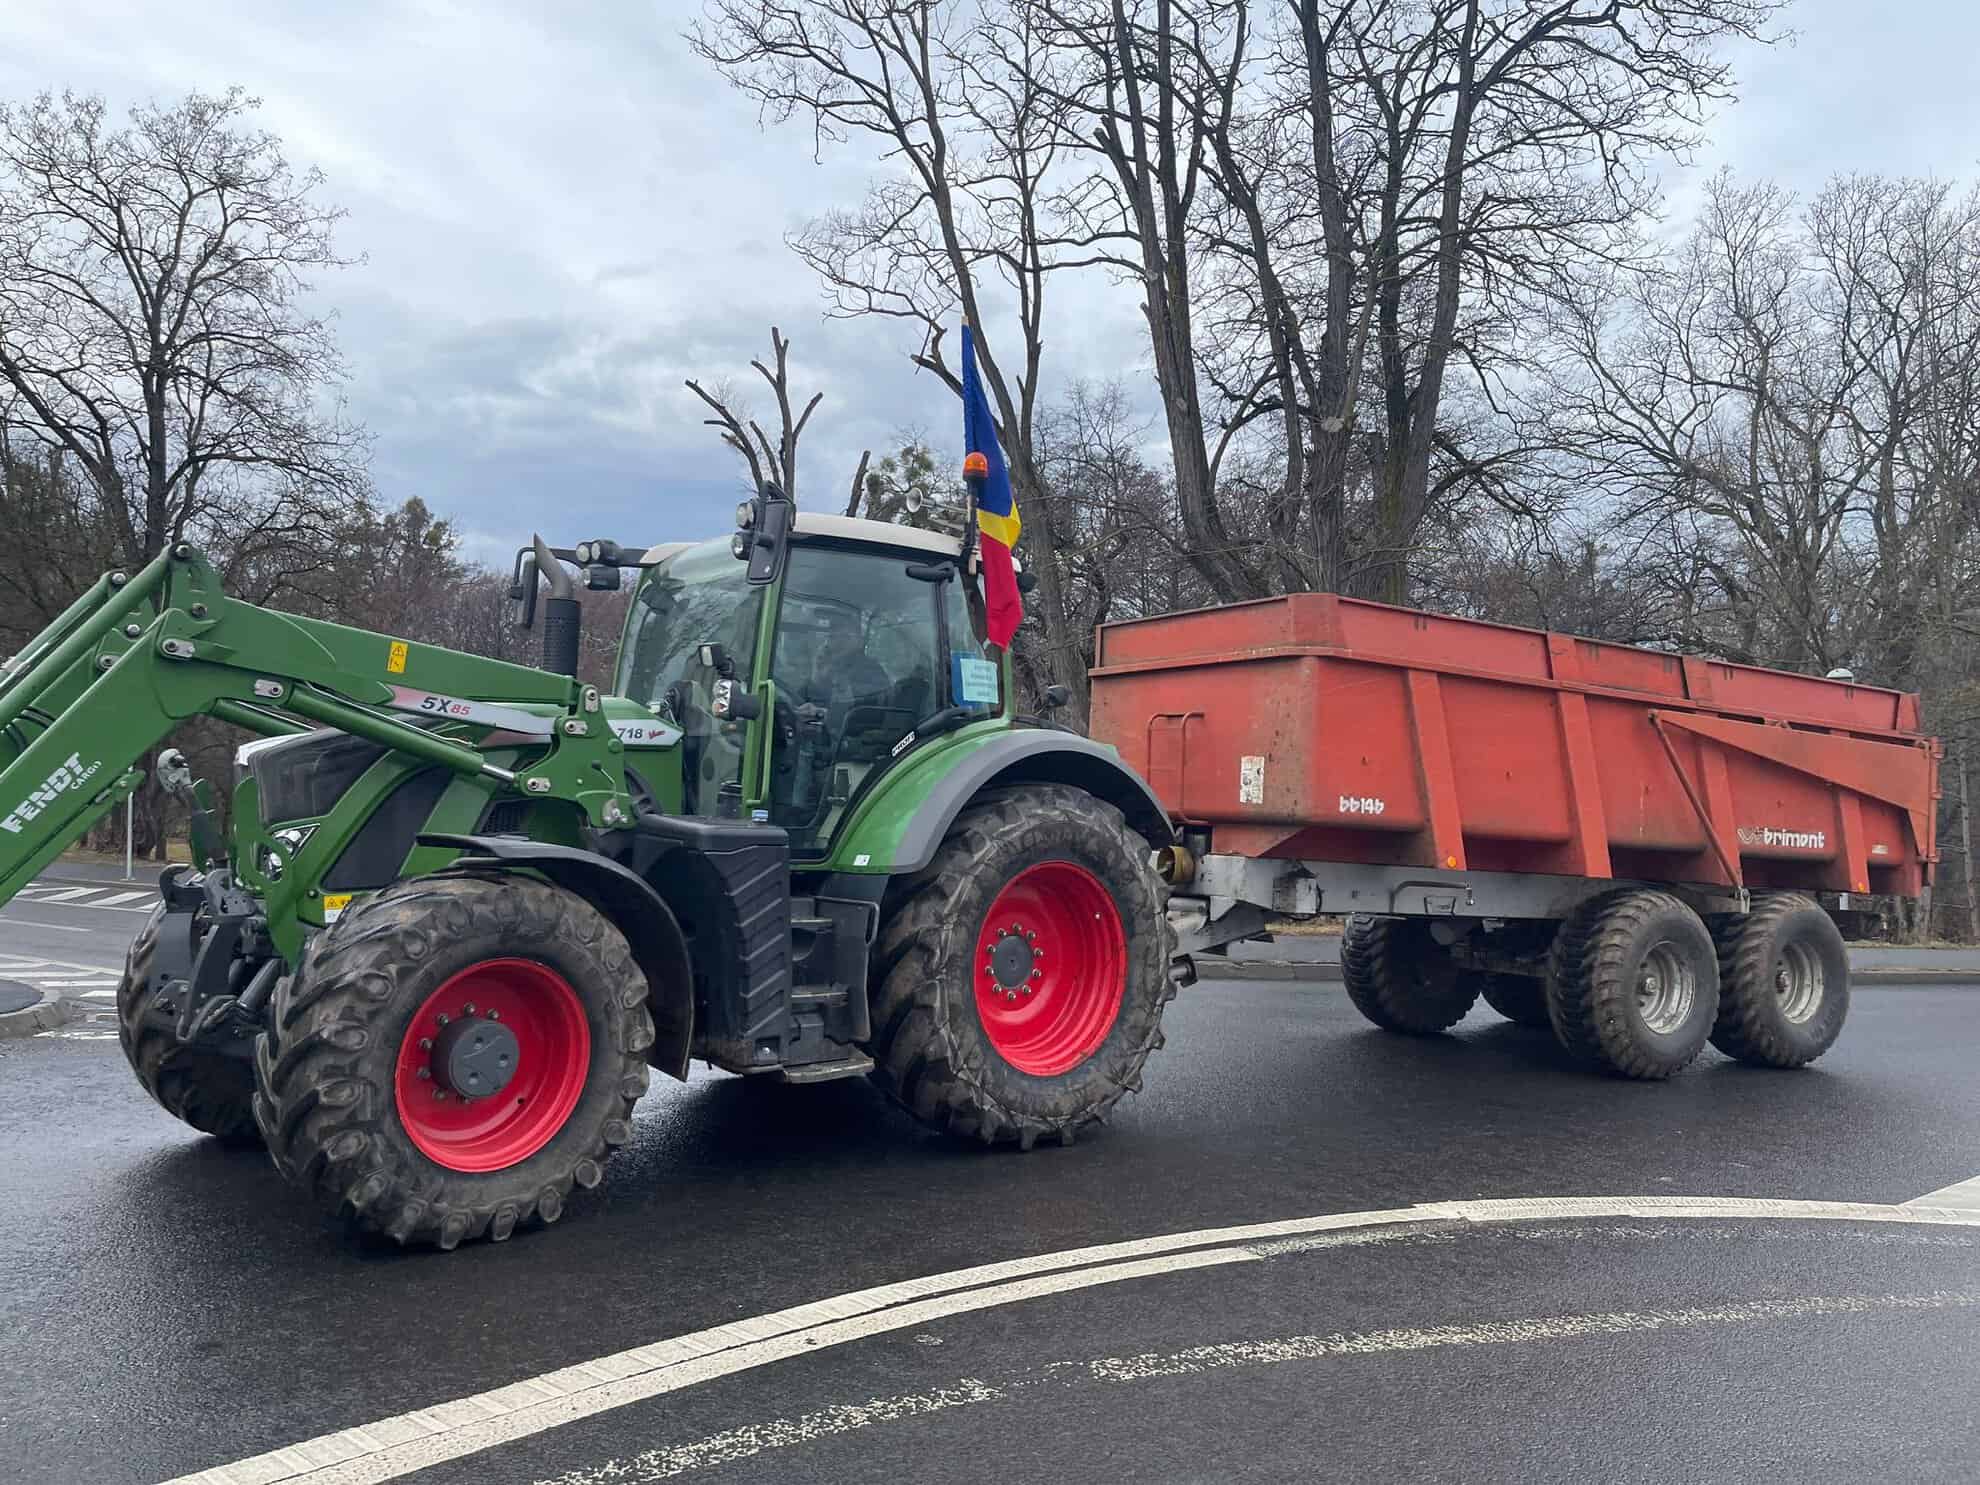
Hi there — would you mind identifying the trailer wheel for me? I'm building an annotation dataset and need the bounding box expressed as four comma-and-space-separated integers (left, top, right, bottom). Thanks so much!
116, 904, 261, 1144
866, 784, 1174, 1150
252, 873, 653, 1249
1341, 916, 1479, 1034
1546, 890, 1719, 1079
1709, 894, 1850, 1068
1473, 972, 1550, 1028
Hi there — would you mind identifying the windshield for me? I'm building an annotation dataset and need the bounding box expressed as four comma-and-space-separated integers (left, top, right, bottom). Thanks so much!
618, 537, 762, 819
617, 539, 762, 711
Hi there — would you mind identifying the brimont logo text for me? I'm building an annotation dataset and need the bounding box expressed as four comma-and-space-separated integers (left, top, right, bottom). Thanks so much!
1736, 825, 1827, 850
0, 752, 104, 834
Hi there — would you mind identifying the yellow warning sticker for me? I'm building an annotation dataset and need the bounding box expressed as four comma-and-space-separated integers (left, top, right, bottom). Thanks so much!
322, 892, 354, 923
387, 640, 409, 675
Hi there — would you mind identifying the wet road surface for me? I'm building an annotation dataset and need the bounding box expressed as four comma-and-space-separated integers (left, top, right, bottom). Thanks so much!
1, 904, 1978, 1483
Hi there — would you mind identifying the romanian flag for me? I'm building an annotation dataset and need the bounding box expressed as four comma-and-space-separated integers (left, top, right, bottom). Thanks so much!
960, 323, 1022, 648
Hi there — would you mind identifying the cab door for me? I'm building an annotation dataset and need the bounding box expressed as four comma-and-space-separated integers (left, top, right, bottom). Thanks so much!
755, 543, 1000, 855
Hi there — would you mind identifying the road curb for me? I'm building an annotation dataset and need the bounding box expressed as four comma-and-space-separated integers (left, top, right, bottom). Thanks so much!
0, 992, 77, 1040
1196, 961, 1980, 988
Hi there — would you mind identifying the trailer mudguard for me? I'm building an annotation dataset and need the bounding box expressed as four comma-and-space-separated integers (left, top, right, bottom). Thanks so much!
888, 731, 1174, 874
419, 832, 696, 1080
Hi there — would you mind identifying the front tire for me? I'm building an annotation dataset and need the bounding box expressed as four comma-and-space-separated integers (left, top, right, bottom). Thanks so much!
1341, 916, 1479, 1034
117, 903, 260, 1144
252, 873, 653, 1248
865, 784, 1174, 1149
1709, 894, 1850, 1068
1546, 890, 1718, 1079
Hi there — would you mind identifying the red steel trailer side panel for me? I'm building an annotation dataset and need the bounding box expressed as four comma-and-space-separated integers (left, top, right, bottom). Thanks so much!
1088, 594, 1940, 899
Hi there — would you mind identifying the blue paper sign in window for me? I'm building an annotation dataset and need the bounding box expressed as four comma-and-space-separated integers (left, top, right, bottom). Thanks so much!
953, 654, 1000, 706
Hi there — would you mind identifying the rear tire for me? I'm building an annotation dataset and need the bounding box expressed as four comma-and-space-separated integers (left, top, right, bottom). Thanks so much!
252, 873, 653, 1249
865, 784, 1174, 1150
116, 903, 260, 1144
1341, 916, 1478, 1034
1546, 890, 1718, 1079
1474, 971, 1550, 1028
1709, 894, 1849, 1068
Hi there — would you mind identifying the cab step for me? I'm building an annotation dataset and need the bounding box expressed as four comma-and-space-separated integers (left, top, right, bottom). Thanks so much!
779, 1050, 874, 1084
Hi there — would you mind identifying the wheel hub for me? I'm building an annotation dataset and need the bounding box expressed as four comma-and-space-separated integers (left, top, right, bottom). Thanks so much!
429, 1012, 519, 1099
393, 958, 591, 1173
1635, 941, 1696, 1035
987, 926, 1038, 994
973, 861, 1127, 1076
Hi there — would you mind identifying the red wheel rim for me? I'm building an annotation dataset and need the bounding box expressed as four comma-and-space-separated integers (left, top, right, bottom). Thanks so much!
974, 861, 1127, 1076
393, 958, 591, 1173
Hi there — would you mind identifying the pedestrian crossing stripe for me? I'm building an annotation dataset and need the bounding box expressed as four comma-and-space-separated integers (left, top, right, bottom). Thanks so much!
9, 882, 158, 913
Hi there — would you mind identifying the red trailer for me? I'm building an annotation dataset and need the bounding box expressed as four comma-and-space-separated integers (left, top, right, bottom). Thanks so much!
1088, 594, 1941, 1079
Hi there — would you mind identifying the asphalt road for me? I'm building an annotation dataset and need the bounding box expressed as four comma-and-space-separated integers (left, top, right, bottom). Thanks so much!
2, 880, 1978, 1484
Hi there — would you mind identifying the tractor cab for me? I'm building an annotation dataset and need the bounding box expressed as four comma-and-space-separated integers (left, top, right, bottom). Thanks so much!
615, 509, 1004, 857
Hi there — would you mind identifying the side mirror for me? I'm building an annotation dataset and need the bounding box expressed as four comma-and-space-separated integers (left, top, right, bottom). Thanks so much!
735, 482, 795, 586
508, 550, 540, 630
710, 678, 762, 721
1042, 684, 1071, 709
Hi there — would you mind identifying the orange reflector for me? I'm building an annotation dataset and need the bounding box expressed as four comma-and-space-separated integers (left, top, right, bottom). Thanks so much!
963, 451, 990, 479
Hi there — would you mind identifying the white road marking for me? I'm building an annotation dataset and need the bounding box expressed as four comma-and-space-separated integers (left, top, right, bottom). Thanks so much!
162, 1192, 1980, 1485
0, 915, 91, 932
6, 884, 155, 914
1907, 1176, 1980, 1213
538, 1290, 1980, 1484
0, 953, 120, 976
26, 886, 104, 904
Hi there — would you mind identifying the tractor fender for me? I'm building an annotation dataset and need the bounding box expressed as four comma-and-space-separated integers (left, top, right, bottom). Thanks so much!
418, 832, 695, 1080
892, 731, 1174, 874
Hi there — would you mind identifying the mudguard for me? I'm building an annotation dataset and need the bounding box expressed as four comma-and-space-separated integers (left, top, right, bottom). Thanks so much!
418, 832, 696, 1080
890, 730, 1174, 874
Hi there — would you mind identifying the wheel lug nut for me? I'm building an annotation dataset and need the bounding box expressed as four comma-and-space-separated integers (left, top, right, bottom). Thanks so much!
416, 1067, 431, 1080
418, 1038, 433, 1051
433, 1088, 446, 1100
487, 1010, 499, 1021
436, 1013, 449, 1027
1031, 969, 1042, 981
463, 1004, 476, 1015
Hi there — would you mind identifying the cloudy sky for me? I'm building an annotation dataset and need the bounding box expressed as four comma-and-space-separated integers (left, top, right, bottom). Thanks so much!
3, 1, 1976, 565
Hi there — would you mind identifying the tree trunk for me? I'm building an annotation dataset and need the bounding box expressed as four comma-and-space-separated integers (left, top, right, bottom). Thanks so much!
1962, 746, 1977, 942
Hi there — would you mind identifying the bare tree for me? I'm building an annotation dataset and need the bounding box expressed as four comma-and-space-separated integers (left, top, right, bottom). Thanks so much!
1539, 173, 1980, 682
0, 89, 367, 577
691, 1, 1106, 713
1033, 0, 1780, 601
684, 324, 825, 501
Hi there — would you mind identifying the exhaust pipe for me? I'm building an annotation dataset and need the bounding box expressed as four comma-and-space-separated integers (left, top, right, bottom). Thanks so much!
532, 533, 581, 679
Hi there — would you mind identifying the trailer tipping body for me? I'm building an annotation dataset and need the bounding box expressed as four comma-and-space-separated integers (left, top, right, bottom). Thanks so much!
1090, 592, 1939, 912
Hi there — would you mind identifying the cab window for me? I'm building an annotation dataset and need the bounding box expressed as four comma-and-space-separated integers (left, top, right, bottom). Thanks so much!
766, 544, 996, 853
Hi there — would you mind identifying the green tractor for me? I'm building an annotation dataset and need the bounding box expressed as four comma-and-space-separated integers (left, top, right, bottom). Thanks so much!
0, 485, 1177, 1247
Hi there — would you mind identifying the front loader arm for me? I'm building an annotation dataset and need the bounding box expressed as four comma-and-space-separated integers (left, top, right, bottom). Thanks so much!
0, 543, 629, 912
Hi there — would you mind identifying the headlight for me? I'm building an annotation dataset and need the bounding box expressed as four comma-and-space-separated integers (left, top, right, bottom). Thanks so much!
257, 824, 317, 881
731, 532, 750, 560
735, 499, 757, 529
